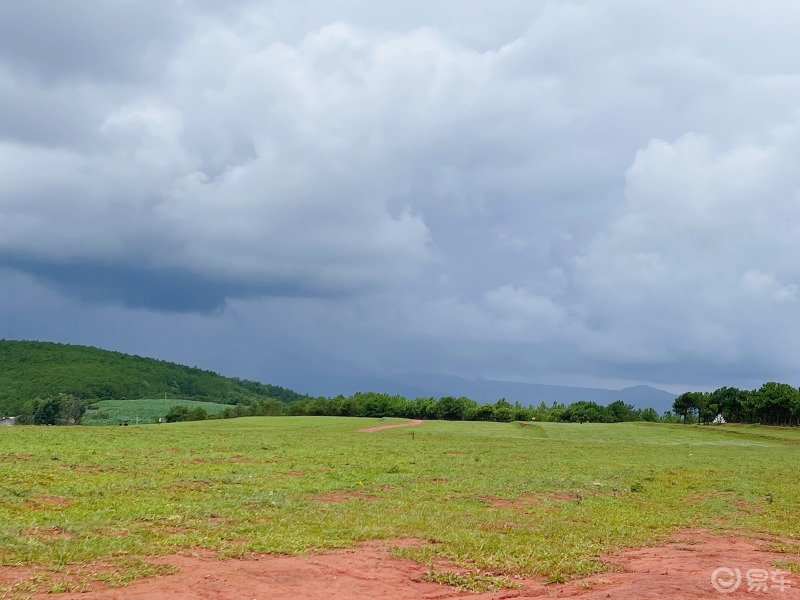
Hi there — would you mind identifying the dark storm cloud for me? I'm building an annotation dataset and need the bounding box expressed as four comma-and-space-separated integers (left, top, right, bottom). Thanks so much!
0, 256, 353, 313
1, 258, 230, 313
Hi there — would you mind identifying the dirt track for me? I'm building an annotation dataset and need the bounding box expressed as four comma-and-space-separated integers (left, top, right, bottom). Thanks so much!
357, 419, 424, 433
25, 529, 798, 599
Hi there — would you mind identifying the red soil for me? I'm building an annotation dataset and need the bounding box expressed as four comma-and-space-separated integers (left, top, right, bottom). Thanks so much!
566, 529, 800, 599
7, 529, 796, 600
357, 419, 424, 433
25, 494, 73, 508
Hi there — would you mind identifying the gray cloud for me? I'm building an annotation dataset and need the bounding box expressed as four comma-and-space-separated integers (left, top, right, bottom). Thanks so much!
2, 0, 800, 391
0, 1, 183, 83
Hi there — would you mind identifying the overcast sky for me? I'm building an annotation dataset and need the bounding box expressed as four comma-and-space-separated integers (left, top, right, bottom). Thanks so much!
2, 0, 800, 394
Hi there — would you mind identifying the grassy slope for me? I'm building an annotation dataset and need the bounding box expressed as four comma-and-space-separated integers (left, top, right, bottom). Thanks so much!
1, 419, 799, 594
0, 340, 306, 415
81, 398, 231, 425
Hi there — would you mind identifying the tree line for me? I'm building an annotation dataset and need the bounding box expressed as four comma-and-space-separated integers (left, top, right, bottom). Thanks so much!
15, 373, 800, 428
673, 382, 800, 426
268, 393, 662, 423
16, 392, 663, 425
14, 394, 87, 425
164, 398, 283, 422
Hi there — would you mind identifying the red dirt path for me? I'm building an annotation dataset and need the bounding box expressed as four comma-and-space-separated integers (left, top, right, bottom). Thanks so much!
357, 419, 424, 433
11, 529, 797, 600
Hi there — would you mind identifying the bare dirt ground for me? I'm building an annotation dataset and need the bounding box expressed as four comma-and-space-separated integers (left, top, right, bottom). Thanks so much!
566, 529, 799, 599
357, 419, 424, 433
7, 529, 797, 600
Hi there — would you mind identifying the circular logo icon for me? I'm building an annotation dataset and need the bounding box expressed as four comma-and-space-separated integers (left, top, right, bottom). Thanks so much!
711, 567, 742, 594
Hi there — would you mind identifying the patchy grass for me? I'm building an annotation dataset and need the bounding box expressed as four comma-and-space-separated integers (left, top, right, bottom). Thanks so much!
1, 418, 799, 595
422, 569, 519, 592
773, 560, 800, 574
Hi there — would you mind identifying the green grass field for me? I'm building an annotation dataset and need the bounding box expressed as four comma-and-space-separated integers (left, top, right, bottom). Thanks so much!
1, 418, 799, 596
81, 398, 230, 425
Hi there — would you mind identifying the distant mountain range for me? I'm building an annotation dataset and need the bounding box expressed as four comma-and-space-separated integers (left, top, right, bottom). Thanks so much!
287, 371, 676, 414
1, 339, 677, 416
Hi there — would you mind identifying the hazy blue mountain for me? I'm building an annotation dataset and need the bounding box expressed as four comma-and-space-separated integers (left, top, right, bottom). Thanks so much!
383, 373, 676, 413
281, 368, 676, 414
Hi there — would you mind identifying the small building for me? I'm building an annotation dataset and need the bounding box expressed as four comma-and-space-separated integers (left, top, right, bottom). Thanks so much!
0, 416, 17, 427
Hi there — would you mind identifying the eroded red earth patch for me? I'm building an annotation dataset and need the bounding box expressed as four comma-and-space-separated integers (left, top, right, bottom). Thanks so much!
566, 529, 799, 599
2, 530, 797, 599
25, 494, 73, 508
0, 453, 31, 461
21, 526, 74, 540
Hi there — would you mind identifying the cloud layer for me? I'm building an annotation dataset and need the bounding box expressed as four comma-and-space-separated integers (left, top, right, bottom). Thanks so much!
2, 0, 800, 390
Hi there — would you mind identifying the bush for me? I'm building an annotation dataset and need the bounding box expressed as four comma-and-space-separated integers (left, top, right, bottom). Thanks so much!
165, 405, 190, 423
165, 405, 209, 422
189, 407, 208, 421
33, 396, 64, 425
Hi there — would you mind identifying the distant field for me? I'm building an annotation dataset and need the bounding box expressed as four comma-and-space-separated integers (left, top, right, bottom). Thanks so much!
81, 398, 230, 425
1, 419, 799, 596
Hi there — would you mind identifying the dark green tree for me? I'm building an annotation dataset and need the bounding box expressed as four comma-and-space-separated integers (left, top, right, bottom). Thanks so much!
165, 405, 190, 422
673, 392, 707, 423
492, 398, 515, 422
60, 394, 85, 424
435, 396, 471, 421
607, 400, 636, 422
753, 382, 799, 425
188, 407, 209, 421
562, 401, 610, 423
32, 396, 64, 425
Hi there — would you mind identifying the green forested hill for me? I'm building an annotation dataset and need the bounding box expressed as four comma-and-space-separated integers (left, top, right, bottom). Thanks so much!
0, 340, 306, 415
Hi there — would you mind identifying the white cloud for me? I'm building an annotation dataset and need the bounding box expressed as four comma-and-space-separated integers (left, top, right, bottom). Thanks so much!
4, 0, 800, 388
573, 119, 800, 377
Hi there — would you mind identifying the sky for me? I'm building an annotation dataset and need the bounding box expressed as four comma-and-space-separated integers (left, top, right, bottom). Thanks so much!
2, 0, 800, 395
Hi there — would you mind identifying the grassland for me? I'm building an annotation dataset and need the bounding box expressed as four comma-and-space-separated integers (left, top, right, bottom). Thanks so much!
81, 398, 230, 425
1, 419, 799, 596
